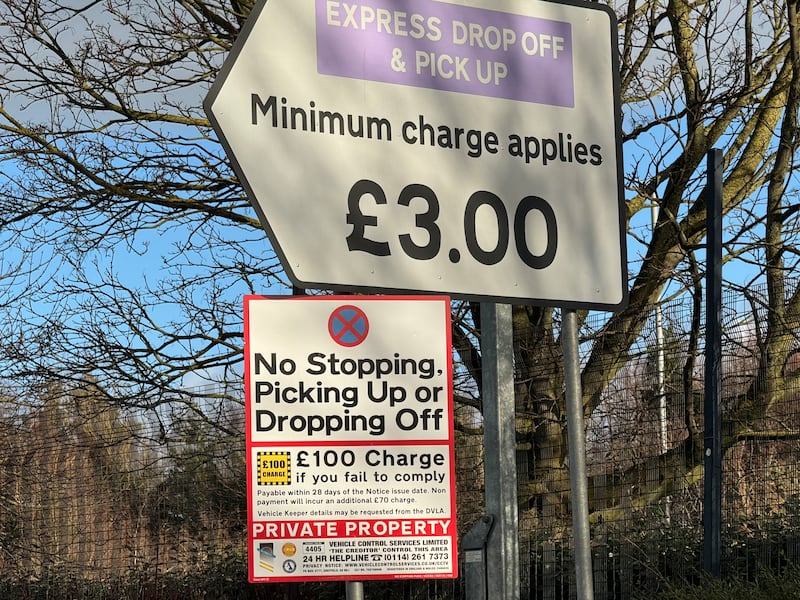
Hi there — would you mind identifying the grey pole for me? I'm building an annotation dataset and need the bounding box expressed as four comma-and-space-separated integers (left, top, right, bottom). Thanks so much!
345, 581, 364, 600
566, 1, 602, 593
481, 302, 520, 600
562, 309, 594, 599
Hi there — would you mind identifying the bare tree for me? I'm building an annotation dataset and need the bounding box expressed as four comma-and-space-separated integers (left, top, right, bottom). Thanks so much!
2, 0, 800, 527
458, 0, 800, 526
0, 0, 275, 412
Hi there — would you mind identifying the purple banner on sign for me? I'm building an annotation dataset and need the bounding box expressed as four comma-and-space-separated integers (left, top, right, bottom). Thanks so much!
315, 0, 574, 107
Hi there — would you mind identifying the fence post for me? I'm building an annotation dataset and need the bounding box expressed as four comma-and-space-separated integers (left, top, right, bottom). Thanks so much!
703, 148, 723, 577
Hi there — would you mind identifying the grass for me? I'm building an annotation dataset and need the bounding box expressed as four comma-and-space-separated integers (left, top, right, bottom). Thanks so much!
636, 565, 800, 600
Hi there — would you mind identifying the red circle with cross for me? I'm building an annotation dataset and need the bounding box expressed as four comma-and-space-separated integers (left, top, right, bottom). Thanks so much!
328, 305, 369, 347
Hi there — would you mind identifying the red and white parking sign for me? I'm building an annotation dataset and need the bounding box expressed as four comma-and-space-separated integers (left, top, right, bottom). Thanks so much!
244, 295, 457, 582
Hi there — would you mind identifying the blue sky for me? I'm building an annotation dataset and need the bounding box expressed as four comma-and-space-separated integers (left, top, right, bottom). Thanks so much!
1, 0, 795, 395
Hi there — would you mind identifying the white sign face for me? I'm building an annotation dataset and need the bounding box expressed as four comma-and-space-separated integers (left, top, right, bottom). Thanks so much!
206, 0, 627, 309
244, 296, 457, 582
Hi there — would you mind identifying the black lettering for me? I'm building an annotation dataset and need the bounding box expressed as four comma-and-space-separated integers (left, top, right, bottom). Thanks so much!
251, 94, 391, 141
319, 110, 345, 135
306, 352, 326, 375
346, 180, 391, 256
589, 144, 603, 165
254, 352, 276, 375
367, 116, 392, 141
574, 142, 588, 164
255, 381, 273, 404
251, 94, 277, 126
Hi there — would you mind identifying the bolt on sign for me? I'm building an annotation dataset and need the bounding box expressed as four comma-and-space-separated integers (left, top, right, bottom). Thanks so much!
244, 296, 457, 582
205, 0, 627, 309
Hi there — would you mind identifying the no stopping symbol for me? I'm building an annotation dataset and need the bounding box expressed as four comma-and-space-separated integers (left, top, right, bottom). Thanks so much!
328, 305, 369, 347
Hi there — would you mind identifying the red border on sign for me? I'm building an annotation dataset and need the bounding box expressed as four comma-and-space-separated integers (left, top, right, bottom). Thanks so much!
243, 295, 457, 583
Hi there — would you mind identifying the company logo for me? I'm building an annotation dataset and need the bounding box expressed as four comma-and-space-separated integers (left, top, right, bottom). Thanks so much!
257, 542, 275, 572
282, 542, 297, 556
283, 559, 297, 573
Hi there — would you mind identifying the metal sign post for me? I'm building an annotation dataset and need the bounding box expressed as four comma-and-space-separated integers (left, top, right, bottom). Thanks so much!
346, 581, 364, 600
480, 303, 520, 600
562, 309, 594, 599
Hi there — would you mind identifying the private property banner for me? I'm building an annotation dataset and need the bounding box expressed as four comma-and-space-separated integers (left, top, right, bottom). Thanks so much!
244, 296, 457, 582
